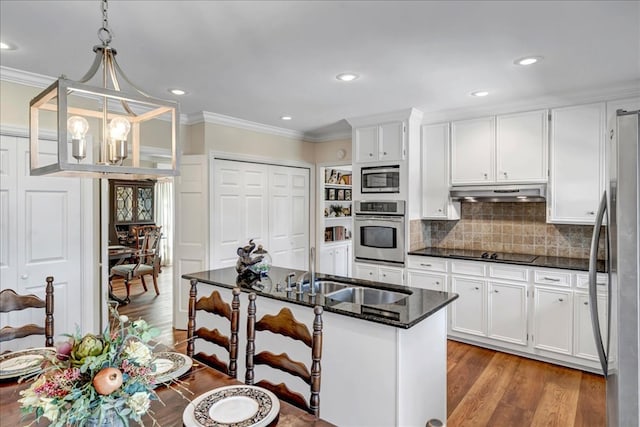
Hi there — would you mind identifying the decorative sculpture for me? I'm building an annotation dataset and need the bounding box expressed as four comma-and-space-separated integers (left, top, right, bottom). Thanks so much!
236, 239, 264, 275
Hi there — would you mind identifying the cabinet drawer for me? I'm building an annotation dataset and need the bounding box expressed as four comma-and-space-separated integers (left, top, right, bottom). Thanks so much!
489, 265, 529, 282
407, 270, 446, 292
451, 260, 486, 277
576, 273, 608, 289
533, 270, 571, 287
407, 256, 447, 272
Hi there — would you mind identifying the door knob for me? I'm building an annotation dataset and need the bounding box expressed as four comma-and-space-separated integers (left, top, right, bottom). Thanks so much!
21, 274, 29, 280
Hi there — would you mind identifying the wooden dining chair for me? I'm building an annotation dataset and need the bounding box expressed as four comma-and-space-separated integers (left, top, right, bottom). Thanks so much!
245, 293, 324, 416
0, 276, 54, 347
187, 279, 241, 378
110, 228, 162, 302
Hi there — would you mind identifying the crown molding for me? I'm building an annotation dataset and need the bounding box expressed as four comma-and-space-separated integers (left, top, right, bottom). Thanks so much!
185, 111, 307, 141
0, 66, 55, 88
304, 130, 353, 143
346, 107, 423, 128
422, 81, 640, 124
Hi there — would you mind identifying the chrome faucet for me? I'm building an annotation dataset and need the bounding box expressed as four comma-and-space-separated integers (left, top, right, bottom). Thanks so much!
295, 247, 316, 295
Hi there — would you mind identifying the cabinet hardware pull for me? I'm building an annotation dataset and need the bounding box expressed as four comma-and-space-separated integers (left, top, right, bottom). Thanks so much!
435, 281, 440, 285
420, 263, 432, 267
584, 301, 589, 305
383, 151, 388, 155
543, 276, 560, 281
503, 172, 507, 176
587, 211, 595, 215
494, 290, 499, 293
474, 287, 479, 290
483, 173, 488, 178
437, 208, 443, 212
558, 298, 564, 302
369, 153, 373, 157
20, 274, 29, 280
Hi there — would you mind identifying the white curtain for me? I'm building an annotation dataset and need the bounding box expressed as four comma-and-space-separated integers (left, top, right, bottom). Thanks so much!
155, 179, 174, 266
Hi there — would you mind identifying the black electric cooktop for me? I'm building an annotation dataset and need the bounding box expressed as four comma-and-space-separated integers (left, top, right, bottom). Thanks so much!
444, 249, 538, 263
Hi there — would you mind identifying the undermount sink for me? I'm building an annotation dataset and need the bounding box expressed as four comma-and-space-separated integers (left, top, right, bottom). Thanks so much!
325, 286, 408, 305
300, 280, 351, 295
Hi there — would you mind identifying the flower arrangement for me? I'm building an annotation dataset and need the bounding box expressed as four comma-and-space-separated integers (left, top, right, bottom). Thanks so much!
19, 307, 161, 426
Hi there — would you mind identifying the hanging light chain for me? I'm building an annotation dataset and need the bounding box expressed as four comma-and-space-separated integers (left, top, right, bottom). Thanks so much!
98, 0, 113, 46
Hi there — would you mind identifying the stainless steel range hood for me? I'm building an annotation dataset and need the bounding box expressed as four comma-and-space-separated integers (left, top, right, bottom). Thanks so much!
450, 184, 546, 202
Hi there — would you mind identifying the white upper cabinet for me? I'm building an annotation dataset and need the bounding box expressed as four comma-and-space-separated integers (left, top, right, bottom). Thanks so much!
548, 102, 605, 224
354, 121, 405, 163
451, 111, 549, 186
496, 110, 548, 183
451, 116, 495, 184
421, 123, 460, 219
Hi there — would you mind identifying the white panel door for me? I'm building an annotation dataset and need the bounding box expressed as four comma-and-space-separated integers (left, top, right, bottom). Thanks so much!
212, 160, 268, 269
269, 165, 309, 270
450, 276, 486, 337
174, 155, 208, 329
1, 135, 83, 351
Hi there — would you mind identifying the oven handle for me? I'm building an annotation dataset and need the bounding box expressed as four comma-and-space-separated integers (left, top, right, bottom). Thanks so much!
355, 215, 404, 222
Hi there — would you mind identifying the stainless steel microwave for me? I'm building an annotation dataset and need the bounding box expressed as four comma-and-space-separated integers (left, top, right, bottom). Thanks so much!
361, 165, 400, 193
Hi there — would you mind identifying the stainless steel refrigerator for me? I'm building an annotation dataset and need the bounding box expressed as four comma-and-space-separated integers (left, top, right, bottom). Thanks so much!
589, 109, 640, 426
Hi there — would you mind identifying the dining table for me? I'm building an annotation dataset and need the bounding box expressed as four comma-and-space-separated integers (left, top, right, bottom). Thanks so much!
0, 356, 336, 426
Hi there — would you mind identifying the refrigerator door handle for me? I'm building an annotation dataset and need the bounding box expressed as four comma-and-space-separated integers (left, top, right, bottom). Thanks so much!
589, 191, 608, 377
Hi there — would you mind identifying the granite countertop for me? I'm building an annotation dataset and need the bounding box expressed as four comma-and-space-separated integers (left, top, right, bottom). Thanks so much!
408, 247, 607, 273
183, 266, 458, 329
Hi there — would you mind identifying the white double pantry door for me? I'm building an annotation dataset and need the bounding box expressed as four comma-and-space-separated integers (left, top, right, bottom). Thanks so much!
212, 159, 310, 271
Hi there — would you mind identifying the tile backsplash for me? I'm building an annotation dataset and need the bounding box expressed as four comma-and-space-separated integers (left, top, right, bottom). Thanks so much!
410, 202, 605, 259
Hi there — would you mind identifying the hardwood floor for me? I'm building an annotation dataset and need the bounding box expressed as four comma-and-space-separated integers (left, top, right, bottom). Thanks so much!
447, 340, 606, 427
112, 271, 606, 426
110, 266, 187, 353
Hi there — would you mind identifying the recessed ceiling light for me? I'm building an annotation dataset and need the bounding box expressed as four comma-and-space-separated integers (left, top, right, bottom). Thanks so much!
470, 91, 489, 97
514, 56, 543, 66
336, 73, 359, 82
281, 116, 292, 121
169, 88, 186, 95
0, 41, 16, 50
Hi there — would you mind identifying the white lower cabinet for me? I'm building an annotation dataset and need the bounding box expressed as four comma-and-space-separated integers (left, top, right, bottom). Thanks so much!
532, 286, 573, 355
353, 262, 403, 285
574, 292, 607, 361
450, 277, 486, 336
319, 242, 351, 277
487, 282, 528, 346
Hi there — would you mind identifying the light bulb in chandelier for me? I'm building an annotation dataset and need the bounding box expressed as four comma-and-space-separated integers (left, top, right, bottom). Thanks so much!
67, 116, 89, 162
108, 117, 131, 165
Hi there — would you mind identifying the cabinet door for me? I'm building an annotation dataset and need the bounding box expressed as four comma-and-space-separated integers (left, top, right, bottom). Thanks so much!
355, 126, 379, 163
574, 292, 607, 361
333, 244, 349, 277
450, 277, 486, 336
378, 265, 403, 285
353, 262, 378, 281
496, 110, 548, 183
548, 103, 605, 224
533, 286, 573, 355
487, 282, 528, 346
379, 121, 404, 161
407, 270, 445, 291
114, 184, 134, 222
136, 184, 154, 222
319, 247, 335, 275
451, 117, 495, 184
421, 123, 459, 219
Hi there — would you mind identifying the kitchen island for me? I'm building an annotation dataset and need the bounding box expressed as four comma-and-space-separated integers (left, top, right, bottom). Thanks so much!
183, 266, 458, 427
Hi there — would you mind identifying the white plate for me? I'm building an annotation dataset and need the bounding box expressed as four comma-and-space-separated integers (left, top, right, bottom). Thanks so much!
183, 385, 280, 427
0, 347, 56, 380
152, 352, 193, 383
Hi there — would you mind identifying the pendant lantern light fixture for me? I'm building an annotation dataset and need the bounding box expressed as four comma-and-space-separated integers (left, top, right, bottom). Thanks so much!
29, 0, 179, 179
